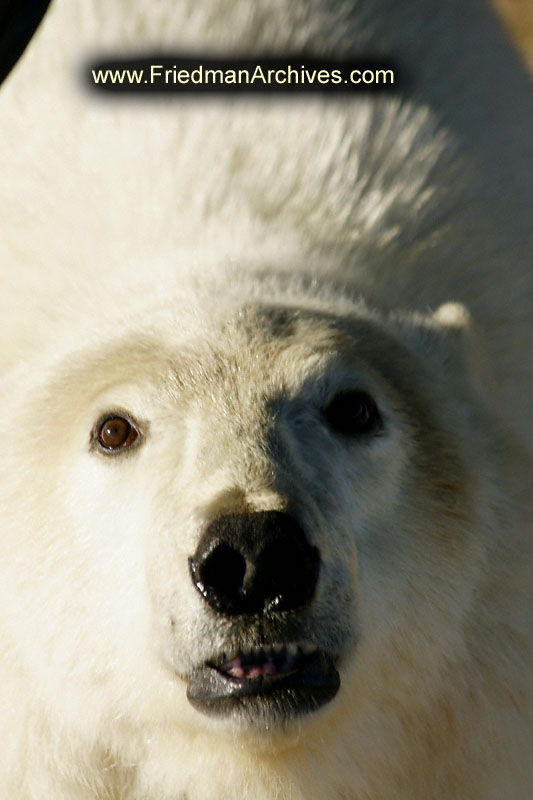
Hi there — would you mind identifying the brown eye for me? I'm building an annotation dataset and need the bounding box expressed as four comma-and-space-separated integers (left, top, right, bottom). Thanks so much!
322, 391, 382, 437
96, 415, 139, 451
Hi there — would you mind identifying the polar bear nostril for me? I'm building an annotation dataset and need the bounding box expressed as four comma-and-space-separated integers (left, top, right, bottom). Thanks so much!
195, 544, 247, 605
188, 511, 320, 616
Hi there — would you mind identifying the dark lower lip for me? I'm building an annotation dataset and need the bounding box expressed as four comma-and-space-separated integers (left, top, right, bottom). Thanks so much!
186, 650, 340, 720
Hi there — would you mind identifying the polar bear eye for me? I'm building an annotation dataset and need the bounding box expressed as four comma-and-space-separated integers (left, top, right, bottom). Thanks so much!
94, 415, 140, 452
322, 391, 382, 437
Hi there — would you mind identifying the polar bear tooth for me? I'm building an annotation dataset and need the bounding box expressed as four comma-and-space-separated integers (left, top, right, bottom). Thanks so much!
227, 663, 246, 679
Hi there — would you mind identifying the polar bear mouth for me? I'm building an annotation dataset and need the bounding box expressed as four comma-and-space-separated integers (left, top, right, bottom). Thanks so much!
186, 643, 340, 720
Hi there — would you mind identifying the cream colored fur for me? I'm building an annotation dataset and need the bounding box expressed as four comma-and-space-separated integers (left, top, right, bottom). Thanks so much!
0, 0, 532, 798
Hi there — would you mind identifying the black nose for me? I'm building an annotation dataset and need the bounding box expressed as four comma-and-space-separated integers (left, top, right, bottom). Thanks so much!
189, 511, 320, 616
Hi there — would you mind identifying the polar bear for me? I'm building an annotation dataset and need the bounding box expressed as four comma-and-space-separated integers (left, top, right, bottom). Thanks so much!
0, 0, 532, 798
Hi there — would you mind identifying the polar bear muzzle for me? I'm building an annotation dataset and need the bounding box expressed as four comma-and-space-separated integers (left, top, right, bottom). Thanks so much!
186, 511, 340, 718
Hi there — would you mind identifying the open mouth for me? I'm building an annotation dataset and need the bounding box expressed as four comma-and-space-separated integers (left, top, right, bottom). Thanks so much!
186, 643, 340, 720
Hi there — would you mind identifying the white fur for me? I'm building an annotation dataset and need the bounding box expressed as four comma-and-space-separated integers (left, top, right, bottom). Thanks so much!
0, 1, 532, 798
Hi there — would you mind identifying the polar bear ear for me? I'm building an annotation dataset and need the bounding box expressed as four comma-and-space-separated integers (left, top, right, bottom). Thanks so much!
383, 299, 499, 406
425, 302, 501, 402
391, 300, 494, 395
413, 301, 473, 365
424, 301, 474, 366
0, 0, 52, 86
388, 300, 482, 378
388, 301, 472, 359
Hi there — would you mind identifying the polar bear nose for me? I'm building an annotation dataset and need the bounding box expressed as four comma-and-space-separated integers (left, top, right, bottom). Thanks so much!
188, 511, 320, 616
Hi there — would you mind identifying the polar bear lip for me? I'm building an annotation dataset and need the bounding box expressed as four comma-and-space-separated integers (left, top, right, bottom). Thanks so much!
186, 649, 340, 719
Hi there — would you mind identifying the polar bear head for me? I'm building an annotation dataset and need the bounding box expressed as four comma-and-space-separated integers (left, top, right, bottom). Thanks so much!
1, 290, 494, 752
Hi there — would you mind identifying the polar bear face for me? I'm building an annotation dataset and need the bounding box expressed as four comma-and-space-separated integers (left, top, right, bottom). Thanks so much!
1, 298, 483, 738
